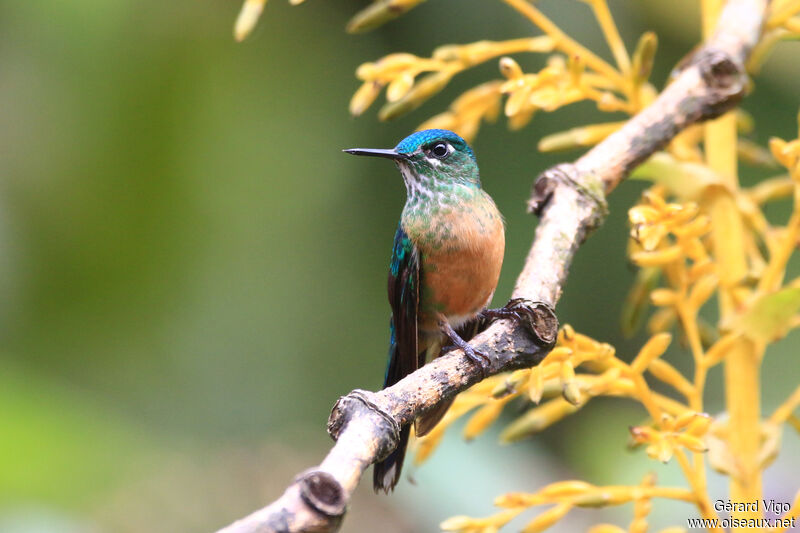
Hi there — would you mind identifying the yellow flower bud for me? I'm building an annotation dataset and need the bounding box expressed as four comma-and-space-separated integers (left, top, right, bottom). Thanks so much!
649, 289, 678, 307
463, 401, 505, 440
687, 274, 718, 310
675, 433, 708, 452
501, 399, 580, 443
347, 0, 427, 34
499, 56, 523, 79
631, 32, 657, 87
386, 73, 415, 102
686, 413, 713, 436
440, 515, 477, 531
539, 480, 593, 497
522, 502, 572, 533
648, 359, 693, 397
631, 245, 683, 267
529, 365, 544, 404
631, 333, 672, 373
379, 70, 454, 120
349, 81, 383, 116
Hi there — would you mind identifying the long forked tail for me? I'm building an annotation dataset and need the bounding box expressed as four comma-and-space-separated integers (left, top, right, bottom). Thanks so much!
373, 424, 410, 493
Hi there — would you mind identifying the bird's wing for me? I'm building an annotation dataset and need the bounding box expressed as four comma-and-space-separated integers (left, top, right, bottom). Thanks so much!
383, 224, 420, 388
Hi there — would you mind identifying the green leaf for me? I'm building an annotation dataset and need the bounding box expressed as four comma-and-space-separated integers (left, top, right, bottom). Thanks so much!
631, 152, 721, 200
731, 287, 800, 343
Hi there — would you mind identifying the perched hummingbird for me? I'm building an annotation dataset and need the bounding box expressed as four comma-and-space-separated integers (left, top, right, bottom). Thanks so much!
345, 129, 508, 493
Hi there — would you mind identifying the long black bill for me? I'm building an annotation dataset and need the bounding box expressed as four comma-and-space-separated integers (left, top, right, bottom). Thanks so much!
343, 148, 409, 160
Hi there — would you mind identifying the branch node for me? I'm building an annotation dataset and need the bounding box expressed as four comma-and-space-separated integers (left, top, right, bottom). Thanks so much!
528, 164, 608, 230
328, 390, 400, 461
505, 298, 558, 347
694, 47, 747, 116
297, 469, 347, 519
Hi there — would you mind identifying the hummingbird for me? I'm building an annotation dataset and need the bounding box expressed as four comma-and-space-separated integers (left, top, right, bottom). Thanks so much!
345, 129, 509, 493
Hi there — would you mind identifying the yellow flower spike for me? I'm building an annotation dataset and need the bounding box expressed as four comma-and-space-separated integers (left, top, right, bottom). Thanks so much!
379, 70, 455, 120
538, 122, 624, 152
440, 515, 478, 532
505, 83, 533, 117
538, 479, 594, 497
596, 91, 629, 112
573, 487, 636, 507
646, 438, 674, 463
642, 188, 667, 208
346, 0, 428, 34
674, 433, 708, 453
350, 81, 385, 116
492, 369, 529, 398
629, 425, 659, 444
573, 331, 603, 351
543, 346, 573, 364
561, 324, 576, 342
568, 53, 585, 86
584, 367, 621, 396
686, 413, 713, 436
672, 410, 703, 430
234, 0, 267, 42
648, 359, 694, 398
500, 398, 581, 443
521, 502, 572, 533
648, 307, 676, 334
674, 213, 712, 239
769, 137, 794, 168
631, 245, 683, 267
687, 257, 714, 282
767, 0, 800, 28
561, 364, 582, 406
630, 223, 667, 251
631, 31, 658, 88
629, 205, 662, 225
529, 365, 544, 403
357, 53, 418, 79
464, 400, 508, 440
386, 73, 415, 102
650, 288, 678, 307
561, 360, 576, 382
687, 274, 718, 310
660, 412, 675, 431
598, 342, 616, 358
681, 237, 707, 262
631, 333, 672, 373
498, 57, 523, 79
494, 492, 545, 507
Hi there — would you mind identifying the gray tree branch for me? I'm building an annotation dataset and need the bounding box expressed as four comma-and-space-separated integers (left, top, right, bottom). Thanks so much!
217, 1, 768, 531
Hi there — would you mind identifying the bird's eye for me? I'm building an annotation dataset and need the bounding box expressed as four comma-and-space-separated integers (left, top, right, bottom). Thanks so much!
430, 142, 449, 159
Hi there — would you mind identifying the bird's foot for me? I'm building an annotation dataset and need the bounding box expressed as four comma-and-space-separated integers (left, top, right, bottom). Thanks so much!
438, 317, 490, 377
478, 298, 536, 323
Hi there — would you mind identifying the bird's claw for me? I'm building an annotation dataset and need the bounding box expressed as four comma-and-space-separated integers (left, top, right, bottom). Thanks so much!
438, 316, 492, 378
479, 298, 533, 323
461, 344, 491, 376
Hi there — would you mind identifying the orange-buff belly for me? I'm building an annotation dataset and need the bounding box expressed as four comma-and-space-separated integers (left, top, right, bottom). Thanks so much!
416, 203, 505, 330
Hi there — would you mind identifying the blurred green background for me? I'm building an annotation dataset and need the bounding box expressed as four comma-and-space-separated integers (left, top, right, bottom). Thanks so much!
0, 0, 798, 531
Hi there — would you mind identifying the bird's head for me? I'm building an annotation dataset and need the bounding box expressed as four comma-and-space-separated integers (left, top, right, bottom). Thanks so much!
344, 129, 481, 197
